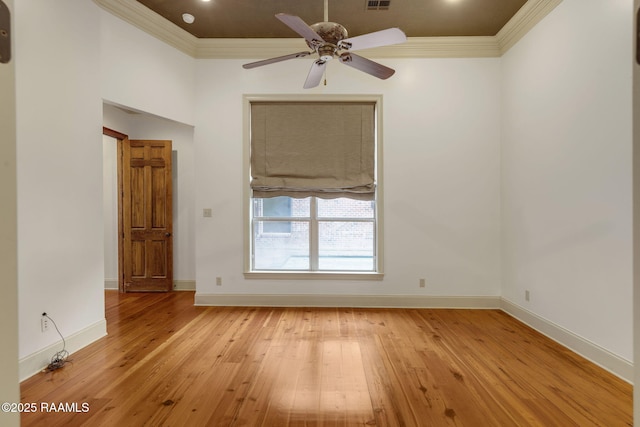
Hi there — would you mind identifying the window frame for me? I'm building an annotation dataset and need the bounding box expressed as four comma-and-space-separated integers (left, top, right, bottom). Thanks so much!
243, 94, 384, 280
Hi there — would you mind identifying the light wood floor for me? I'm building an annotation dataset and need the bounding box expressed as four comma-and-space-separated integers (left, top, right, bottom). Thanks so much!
21, 291, 631, 426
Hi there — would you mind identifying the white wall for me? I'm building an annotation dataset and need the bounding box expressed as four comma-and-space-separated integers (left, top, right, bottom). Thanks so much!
194, 57, 502, 298
100, 10, 196, 126
501, 0, 633, 361
102, 134, 118, 284
102, 103, 196, 284
15, 0, 105, 369
0, 0, 20, 422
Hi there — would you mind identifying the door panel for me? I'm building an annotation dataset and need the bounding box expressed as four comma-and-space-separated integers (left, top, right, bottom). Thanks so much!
122, 139, 173, 292
152, 166, 167, 227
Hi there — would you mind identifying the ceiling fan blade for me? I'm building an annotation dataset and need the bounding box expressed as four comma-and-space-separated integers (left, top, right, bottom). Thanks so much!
339, 53, 395, 80
303, 60, 327, 89
276, 13, 325, 45
243, 51, 312, 69
339, 28, 406, 51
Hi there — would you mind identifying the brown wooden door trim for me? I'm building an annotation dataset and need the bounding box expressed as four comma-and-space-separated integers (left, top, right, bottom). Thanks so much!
103, 126, 128, 141
117, 138, 125, 293
103, 127, 127, 293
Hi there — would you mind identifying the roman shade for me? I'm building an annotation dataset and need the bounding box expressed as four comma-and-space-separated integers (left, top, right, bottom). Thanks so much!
250, 101, 375, 200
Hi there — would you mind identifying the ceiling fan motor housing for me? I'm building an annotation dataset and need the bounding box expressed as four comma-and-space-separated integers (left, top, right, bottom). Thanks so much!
308, 22, 348, 60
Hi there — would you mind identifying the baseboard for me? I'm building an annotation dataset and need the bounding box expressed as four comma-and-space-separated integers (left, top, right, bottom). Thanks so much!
105, 280, 196, 291
19, 319, 107, 382
173, 280, 196, 291
500, 298, 633, 384
194, 293, 501, 308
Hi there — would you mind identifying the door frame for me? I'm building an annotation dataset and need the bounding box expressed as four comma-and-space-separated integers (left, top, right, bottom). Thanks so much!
103, 126, 127, 292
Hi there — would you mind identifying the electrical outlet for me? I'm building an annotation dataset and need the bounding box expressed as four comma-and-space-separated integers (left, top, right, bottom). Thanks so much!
41, 315, 49, 332
419, 278, 426, 288
525, 290, 530, 302
216, 277, 222, 286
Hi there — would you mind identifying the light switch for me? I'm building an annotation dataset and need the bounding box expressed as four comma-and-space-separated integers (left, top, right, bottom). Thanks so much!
203, 208, 212, 217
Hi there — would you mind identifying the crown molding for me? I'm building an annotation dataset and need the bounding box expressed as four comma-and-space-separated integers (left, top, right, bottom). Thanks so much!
93, 0, 198, 56
496, 0, 563, 54
93, 0, 562, 59
194, 36, 501, 59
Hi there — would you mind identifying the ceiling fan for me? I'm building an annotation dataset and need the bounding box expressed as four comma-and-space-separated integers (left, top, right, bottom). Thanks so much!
242, 2, 407, 89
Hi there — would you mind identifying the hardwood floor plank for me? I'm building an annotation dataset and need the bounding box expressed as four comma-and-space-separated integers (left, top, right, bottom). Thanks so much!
20, 292, 632, 426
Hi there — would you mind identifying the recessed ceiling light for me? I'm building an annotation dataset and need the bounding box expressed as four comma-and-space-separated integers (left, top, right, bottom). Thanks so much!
182, 13, 195, 24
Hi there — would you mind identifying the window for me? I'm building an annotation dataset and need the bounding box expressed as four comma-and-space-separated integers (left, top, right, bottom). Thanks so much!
244, 96, 383, 277
252, 197, 376, 271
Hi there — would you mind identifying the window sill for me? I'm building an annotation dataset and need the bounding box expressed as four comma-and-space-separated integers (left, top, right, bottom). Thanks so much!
244, 271, 384, 281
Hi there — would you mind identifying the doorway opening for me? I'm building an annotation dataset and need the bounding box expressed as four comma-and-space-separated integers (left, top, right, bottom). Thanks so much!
102, 127, 174, 292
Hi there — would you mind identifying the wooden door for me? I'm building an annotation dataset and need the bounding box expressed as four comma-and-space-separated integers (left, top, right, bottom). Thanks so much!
122, 139, 173, 292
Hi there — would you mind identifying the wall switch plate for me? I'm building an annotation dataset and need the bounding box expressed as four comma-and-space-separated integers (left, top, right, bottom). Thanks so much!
203, 208, 212, 217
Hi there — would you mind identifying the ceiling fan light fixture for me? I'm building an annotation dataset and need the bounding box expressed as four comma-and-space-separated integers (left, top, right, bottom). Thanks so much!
182, 13, 195, 24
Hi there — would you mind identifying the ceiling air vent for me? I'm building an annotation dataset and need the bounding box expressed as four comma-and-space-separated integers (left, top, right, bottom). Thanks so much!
366, 0, 391, 11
